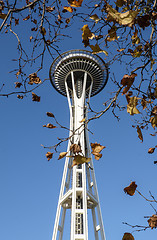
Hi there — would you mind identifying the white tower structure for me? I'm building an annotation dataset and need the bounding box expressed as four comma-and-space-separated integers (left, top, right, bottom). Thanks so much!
49, 50, 108, 240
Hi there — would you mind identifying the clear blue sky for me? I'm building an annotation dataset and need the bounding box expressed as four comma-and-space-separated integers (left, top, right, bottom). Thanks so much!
0, 5, 157, 240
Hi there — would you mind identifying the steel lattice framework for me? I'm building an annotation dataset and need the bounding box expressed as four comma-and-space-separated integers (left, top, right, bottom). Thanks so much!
49, 50, 108, 240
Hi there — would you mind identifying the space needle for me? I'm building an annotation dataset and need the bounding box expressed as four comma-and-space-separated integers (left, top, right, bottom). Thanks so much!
49, 49, 108, 240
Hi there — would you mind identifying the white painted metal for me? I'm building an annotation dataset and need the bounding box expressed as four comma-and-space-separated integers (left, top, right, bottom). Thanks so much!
51, 67, 106, 240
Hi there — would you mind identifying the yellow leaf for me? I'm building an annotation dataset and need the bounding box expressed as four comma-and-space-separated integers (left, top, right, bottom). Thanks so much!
89, 43, 108, 56
72, 154, 91, 167
58, 152, 68, 160
90, 14, 100, 23
105, 3, 139, 27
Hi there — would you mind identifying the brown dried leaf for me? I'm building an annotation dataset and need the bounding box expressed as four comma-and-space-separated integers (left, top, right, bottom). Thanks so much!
105, 3, 139, 27
32, 92, 40, 102
68, 0, 83, 7
0, 13, 7, 19
28, 73, 41, 85
107, 26, 118, 41
72, 154, 91, 167
58, 152, 67, 160
70, 144, 82, 154
23, 15, 30, 21
90, 14, 100, 23
89, 43, 108, 56
46, 152, 53, 161
17, 95, 23, 99
91, 142, 105, 160
63, 6, 73, 13
43, 123, 56, 129
148, 215, 157, 229
46, 6, 55, 12
46, 112, 55, 118
124, 181, 137, 196
15, 18, 19, 25
121, 73, 137, 94
127, 96, 140, 115
148, 147, 155, 154
150, 116, 157, 128
136, 125, 143, 142
40, 27, 46, 35
122, 232, 134, 240
15, 82, 22, 88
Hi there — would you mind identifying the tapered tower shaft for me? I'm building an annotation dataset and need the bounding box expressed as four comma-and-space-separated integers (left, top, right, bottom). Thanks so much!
49, 50, 108, 240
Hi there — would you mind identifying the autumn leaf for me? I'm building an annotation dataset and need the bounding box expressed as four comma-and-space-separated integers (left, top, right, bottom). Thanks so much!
150, 116, 157, 128
121, 73, 137, 95
70, 144, 82, 154
68, 0, 83, 7
23, 15, 30, 21
124, 181, 137, 196
46, 112, 55, 118
81, 24, 94, 47
46, 152, 53, 161
148, 215, 157, 229
15, 82, 22, 88
91, 142, 105, 160
28, 73, 41, 85
107, 26, 118, 42
115, 0, 125, 8
17, 95, 23, 99
15, 19, 19, 25
89, 43, 108, 56
105, 3, 139, 27
40, 27, 46, 35
72, 154, 91, 167
151, 106, 157, 116
0, 13, 7, 19
90, 14, 100, 23
32, 92, 40, 102
43, 123, 56, 129
63, 6, 73, 13
148, 147, 155, 154
126, 96, 140, 115
136, 125, 143, 142
46, 6, 55, 12
122, 232, 134, 240
58, 152, 67, 160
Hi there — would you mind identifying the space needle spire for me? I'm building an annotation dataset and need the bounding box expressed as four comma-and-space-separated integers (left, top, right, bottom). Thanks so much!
49, 49, 108, 240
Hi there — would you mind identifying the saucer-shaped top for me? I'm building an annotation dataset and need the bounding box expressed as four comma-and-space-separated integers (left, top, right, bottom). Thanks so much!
49, 50, 108, 97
